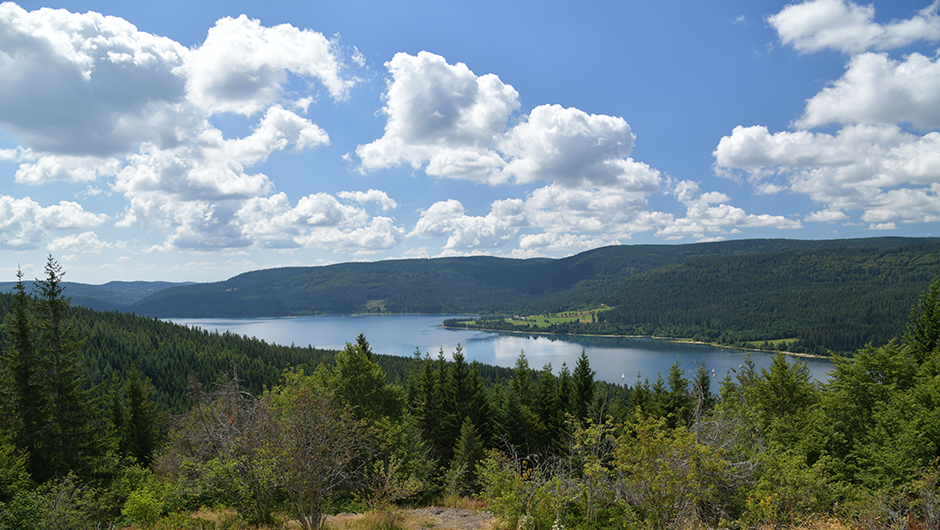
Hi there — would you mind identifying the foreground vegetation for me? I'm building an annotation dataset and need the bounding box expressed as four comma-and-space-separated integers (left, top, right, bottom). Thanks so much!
2, 257, 940, 529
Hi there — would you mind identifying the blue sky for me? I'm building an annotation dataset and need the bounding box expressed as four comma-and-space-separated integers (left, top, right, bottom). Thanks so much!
1, 0, 938, 283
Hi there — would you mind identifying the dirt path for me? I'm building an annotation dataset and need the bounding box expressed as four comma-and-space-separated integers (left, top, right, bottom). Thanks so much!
326, 507, 495, 530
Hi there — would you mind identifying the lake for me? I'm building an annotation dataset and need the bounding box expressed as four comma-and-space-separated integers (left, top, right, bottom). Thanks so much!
168, 314, 834, 385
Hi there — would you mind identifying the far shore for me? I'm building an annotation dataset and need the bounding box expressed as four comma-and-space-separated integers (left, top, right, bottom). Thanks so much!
442, 322, 833, 360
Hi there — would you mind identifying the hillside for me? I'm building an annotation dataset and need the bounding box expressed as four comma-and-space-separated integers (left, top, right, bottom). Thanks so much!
0, 280, 192, 311
129, 237, 934, 318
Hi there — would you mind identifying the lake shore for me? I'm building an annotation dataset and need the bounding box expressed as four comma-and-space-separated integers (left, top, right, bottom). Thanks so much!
443, 323, 833, 360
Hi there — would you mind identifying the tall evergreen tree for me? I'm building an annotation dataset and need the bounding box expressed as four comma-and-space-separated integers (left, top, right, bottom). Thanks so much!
0, 267, 46, 480
32, 256, 102, 481
664, 359, 691, 428
572, 350, 595, 423
123, 365, 161, 465
466, 361, 492, 447
534, 363, 560, 451
904, 278, 940, 364
448, 417, 485, 495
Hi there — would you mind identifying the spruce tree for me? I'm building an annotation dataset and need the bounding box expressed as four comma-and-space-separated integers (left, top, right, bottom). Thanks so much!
572, 350, 595, 423
33, 256, 102, 481
448, 417, 484, 495
0, 267, 46, 480
124, 365, 161, 465
904, 278, 940, 364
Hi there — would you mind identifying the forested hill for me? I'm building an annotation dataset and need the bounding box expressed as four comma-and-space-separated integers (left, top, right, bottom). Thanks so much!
129, 237, 935, 319
0, 280, 191, 311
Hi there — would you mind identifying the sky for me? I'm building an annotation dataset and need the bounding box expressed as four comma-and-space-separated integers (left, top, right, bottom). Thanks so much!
1, 0, 939, 284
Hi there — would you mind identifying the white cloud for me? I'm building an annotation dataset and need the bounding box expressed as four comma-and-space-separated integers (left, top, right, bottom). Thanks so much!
14, 155, 123, 184
0, 3, 190, 156
47, 231, 112, 254
805, 209, 850, 222
357, 51, 519, 183
498, 104, 639, 187
235, 192, 404, 251
651, 180, 802, 240
183, 14, 355, 115
357, 52, 661, 191
768, 0, 940, 54
411, 199, 526, 249
714, 124, 940, 223
797, 52, 940, 129
336, 189, 398, 211
0, 5, 361, 253
112, 105, 327, 241
0, 196, 108, 249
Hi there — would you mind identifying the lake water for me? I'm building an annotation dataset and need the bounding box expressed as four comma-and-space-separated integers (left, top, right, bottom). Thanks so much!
168, 314, 834, 385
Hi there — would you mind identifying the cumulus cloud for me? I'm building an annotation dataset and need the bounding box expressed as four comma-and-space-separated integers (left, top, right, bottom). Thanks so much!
183, 14, 354, 115
714, 124, 940, 223
336, 189, 398, 211
411, 199, 526, 250
47, 231, 112, 254
358, 52, 661, 191
768, 0, 940, 54
0, 3, 190, 156
714, 1, 940, 232
411, 178, 800, 254
14, 155, 123, 184
797, 52, 940, 129
357, 51, 519, 183
235, 192, 404, 251
0, 196, 108, 249
805, 209, 850, 222
0, 5, 369, 252
499, 104, 638, 187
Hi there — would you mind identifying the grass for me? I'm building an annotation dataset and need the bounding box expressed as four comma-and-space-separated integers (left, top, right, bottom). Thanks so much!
497, 306, 611, 329
743, 338, 800, 350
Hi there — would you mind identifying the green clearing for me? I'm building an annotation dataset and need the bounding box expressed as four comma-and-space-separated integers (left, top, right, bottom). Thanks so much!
503, 306, 611, 328
743, 337, 800, 350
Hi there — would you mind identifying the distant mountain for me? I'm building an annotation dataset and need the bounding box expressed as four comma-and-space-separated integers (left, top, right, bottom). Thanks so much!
121, 237, 940, 354
0, 280, 194, 311
126, 237, 934, 317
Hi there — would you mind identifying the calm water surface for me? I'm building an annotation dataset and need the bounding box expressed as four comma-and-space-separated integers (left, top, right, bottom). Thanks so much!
169, 314, 833, 384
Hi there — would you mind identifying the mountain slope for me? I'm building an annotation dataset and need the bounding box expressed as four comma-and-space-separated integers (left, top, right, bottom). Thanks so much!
129, 237, 936, 318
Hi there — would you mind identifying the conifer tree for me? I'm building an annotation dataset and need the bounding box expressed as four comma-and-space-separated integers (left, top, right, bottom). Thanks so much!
124, 365, 161, 465
445, 344, 471, 444
904, 278, 940, 364
557, 362, 574, 418
0, 267, 46, 480
449, 417, 485, 495
466, 361, 492, 447
664, 359, 691, 428
572, 350, 595, 423
510, 351, 533, 409
33, 256, 102, 481
534, 363, 560, 451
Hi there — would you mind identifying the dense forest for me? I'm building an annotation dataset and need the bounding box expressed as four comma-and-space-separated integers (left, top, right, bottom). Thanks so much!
113, 238, 938, 355
3, 257, 940, 529
452, 242, 940, 355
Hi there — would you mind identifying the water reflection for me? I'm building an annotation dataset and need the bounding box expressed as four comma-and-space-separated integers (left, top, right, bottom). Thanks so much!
169, 314, 833, 384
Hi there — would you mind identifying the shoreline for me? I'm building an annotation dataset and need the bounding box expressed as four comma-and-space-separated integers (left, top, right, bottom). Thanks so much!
442, 323, 833, 360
